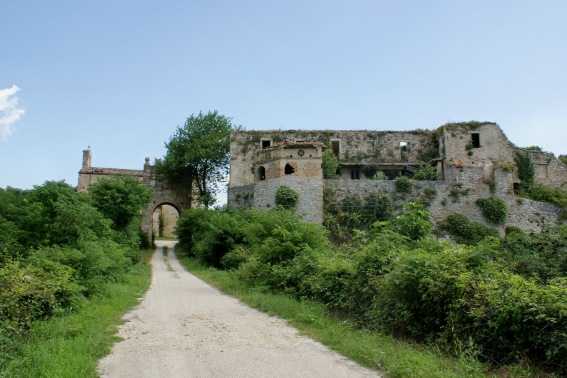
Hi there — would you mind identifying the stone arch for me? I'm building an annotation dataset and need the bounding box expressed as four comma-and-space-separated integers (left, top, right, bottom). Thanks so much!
285, 163, 295, 175
141, 196, 188, 243
152, 203, 180, 239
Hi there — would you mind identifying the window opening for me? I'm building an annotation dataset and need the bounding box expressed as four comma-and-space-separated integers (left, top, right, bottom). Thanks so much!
471, 133, 480, 148
331, 141, 340, 157
351, 170, 360, 180
285, 163, 295, 175
262, 140, 271, 149
400, 142, 409, 161
258, 166, 266, 181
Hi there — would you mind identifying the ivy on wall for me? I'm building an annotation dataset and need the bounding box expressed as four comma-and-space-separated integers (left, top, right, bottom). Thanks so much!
476, 196, 508, 225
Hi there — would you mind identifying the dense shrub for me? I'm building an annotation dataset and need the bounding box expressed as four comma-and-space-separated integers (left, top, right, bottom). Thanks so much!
440, 213, 499, 245
476, 196, 508, 225
88, 176, 153, 231
392, 202, 431, 240
175, 201, 567, 373
322, 149, 339, 179
275, 186, 299, 209
361, 193, 393, 224
0, 179, 152, 363
501, 224, 567, 281
323, 194, 364, 244
413, 164, 437, 180
514, 150, 535, 184
395, 176, 412, 193
371, 241, 567, 368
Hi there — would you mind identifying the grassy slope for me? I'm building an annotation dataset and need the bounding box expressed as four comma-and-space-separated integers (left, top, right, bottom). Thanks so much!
1, 251, 152, 378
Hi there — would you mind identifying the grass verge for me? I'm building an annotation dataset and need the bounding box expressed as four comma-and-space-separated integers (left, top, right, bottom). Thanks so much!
1, 250, 153, 378
175, 253, 489, 378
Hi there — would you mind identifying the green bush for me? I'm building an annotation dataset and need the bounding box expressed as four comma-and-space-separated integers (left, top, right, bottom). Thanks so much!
370, 241, 567, 368
392, 202, 431, 241
275, 186, 299, 209
515, 150, 534, 184
501, 224, 567, 281
476, 196, 508, 225
440, 213, 499, 245
362, 194, 393, 224
395, 176, 412, 193
0, 259, 83, 336
413, 165, 437, 180
322, 149, 339, 179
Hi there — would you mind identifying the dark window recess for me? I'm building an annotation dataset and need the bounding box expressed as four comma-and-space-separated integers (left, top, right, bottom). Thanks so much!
332, 141, 340, 157
351, 170, 360, 180
471, 133, 480, 148
258, 166, 266, 181
285, 163, 295, 175
262, 140, 271, 149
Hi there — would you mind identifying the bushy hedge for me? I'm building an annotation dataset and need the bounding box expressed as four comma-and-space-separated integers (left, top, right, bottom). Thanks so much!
476, 196, 508, 224
440, 213, 499, 245
0, 178, 152, 359
176, 205, 567, 372
274, 186, 299, 209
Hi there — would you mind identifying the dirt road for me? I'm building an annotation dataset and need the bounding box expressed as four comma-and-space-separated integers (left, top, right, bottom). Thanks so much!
98, 241, 380, 378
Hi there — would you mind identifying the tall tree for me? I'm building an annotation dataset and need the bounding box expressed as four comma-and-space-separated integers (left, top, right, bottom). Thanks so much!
88, 176, 153, 231
156, 110, 235, 207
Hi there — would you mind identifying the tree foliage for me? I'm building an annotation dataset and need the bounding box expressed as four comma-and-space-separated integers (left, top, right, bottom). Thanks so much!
88, 176, 153, 231
322, 149, 339, 179
0, 180, 150, 364
156, 110, 236, 207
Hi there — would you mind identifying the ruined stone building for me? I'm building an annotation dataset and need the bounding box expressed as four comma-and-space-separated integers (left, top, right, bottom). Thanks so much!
78, 149, 195, 239
228, 122, 567, 232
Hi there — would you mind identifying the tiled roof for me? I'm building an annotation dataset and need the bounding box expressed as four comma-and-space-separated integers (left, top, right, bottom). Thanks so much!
79, 167, 144, 176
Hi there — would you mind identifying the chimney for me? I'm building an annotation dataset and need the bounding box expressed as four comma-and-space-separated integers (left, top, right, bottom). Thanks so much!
82, 148, 92, 169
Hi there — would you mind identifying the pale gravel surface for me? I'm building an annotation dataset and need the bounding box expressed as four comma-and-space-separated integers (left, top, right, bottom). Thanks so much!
97, 241, 381, 378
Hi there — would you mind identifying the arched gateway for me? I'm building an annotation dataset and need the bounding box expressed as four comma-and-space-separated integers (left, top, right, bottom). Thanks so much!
78, 149, 194, 242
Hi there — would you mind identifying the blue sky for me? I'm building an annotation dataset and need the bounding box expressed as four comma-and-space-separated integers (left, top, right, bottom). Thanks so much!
1, 1, 566, 203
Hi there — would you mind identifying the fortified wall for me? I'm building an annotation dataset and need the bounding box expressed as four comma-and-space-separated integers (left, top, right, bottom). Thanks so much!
228, 122, 567, 234
78, 149, 195, 239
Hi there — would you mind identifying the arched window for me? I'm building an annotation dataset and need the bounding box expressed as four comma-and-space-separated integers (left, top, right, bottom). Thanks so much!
285, 163, 295, 175
258, 166, 266, 181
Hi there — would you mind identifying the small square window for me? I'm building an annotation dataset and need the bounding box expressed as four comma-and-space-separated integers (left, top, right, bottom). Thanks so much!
351, 170, 360, 180
262, 140, 271, 149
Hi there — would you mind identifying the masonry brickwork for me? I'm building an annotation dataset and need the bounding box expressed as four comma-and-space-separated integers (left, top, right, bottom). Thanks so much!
228, 122, 567, 234
78, 149, 195, 241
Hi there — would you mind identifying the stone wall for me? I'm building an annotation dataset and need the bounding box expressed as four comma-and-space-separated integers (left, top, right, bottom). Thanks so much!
78, 149, 195, 243
324, 166, 560, 235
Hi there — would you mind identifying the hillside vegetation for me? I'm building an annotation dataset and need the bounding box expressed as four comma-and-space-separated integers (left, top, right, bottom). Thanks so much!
0, 177, 153, 372
176, 205, 567, 376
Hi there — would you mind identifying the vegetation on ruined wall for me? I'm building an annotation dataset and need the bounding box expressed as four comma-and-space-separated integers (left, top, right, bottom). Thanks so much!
412, 164, 437, 180
0, 179, 152, 371
440, 213, 499, 245
476, 196, 508, 225
175, 206, 567, 374
515, 150, 535, 185
395, 176, 412, 193
514, 150, 567, 218
321, 149, 339, 179
274, 186, 299, 209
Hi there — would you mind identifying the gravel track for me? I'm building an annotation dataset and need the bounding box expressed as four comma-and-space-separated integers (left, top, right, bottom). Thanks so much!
97, 241, 380, 378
